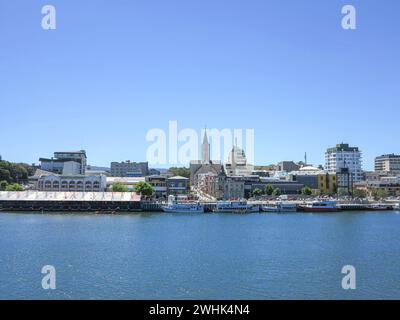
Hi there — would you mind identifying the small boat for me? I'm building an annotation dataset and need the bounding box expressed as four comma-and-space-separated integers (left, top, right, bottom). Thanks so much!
162, 195, 204, 213
395, 203, 400, 211
366, 204, 393, 211
162, 203, 204, 213
298, 201, 340, 213
214, 200, 258, 214
262, 202, 297, 213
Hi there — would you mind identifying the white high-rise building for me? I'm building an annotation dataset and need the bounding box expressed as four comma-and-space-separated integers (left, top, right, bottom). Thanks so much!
225, 146, 254, 176
325, 143, 363, 183
374, 154, 400, 173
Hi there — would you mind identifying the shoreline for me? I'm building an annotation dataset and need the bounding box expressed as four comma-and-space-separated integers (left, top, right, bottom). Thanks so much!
1, 191, 399, 214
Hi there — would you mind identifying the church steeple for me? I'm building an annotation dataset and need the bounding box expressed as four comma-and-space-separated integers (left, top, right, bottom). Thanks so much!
202, 128, 210, 164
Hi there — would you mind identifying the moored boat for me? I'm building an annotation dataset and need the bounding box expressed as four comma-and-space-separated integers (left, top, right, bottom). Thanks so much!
298, 201, 340, 213
366, 204, 393, 211
162, 195, 204, 213
214, 200, 258, 214
262, 202, 297, 213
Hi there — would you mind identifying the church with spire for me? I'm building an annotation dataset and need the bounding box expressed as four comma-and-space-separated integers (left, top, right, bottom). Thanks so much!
189, 129, 224, 186
201, 129, 211, 164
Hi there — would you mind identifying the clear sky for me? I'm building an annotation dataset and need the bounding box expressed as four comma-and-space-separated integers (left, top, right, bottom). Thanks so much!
1, 0, 399, 170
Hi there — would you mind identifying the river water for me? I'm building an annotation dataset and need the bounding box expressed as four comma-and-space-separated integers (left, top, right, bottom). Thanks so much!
0, 211, 399, 299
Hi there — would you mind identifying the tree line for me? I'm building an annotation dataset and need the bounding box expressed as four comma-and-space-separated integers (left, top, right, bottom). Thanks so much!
252, 185, 313, 197
0, 160, 36, 191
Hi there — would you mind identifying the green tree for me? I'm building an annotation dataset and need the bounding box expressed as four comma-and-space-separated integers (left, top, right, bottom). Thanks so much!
111, 182, 129, 192
301, 186, 312, 196
252, 188, 262, 197
371, 189, 388, 199
10, 164, 28, 182
16, 163, 36, 177
353, 189, 367, 198
5, 183, 23, 191
0, 161, 31, 183
134, 182, 154, 197
168, 167, 190, 178
337, 188, 350, 197
0, 167, 11, 182
264, 184, 274, 196
272, 188, 281, 196
0, 180, 9, 190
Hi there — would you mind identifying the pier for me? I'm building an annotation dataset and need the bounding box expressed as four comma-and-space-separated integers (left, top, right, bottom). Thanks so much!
0, 191, 142, 212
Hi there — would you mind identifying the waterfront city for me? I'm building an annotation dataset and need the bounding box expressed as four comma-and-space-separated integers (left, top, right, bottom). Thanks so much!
1, 0, 400, 304
1, 137, 400, 213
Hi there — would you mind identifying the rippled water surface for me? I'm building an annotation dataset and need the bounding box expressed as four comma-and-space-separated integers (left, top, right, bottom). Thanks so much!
0, 211, 399, 299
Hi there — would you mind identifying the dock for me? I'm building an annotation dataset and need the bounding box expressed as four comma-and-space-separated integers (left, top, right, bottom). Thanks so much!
0, 191, 142, 212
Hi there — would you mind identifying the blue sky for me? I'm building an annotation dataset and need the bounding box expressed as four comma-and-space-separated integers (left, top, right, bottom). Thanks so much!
1, 0, 399, 170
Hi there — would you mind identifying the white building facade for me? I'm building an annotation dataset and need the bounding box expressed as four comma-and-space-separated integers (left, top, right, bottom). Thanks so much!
375, 154, 400, 173
37, 174, 107, 192
40, 150, 87, 175
225, 146, 254, 176
325, 143, 363, 183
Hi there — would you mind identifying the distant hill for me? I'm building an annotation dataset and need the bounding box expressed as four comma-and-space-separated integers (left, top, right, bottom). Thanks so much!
86, 165, 110, 172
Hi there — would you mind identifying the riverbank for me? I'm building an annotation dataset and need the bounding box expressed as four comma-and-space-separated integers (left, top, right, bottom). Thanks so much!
1, 191, 399, 213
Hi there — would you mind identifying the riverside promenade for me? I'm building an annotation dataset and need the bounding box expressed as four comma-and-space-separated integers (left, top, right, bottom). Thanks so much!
0, 191, 142, 212
0, 191, 398, 213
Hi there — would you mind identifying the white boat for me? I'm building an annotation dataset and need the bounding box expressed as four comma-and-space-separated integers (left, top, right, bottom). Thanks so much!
366, 204, 392, 211
298, 201, 340, 213
262, 202, 297, 213
214, 200, 259, 214
162, 195, 204, 213
395, 203, 400, 211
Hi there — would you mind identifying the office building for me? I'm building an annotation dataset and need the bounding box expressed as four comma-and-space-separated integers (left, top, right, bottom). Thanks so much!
39, 150, 87, 175
225, 145, 254, 177
325, 143, 362, 183
167, 176, 190, 197
288, 166, 337, 195
110, 161, 149, 177
277, 161, 300, 172
146, 175, 167, 199
375, 154, 400, 173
